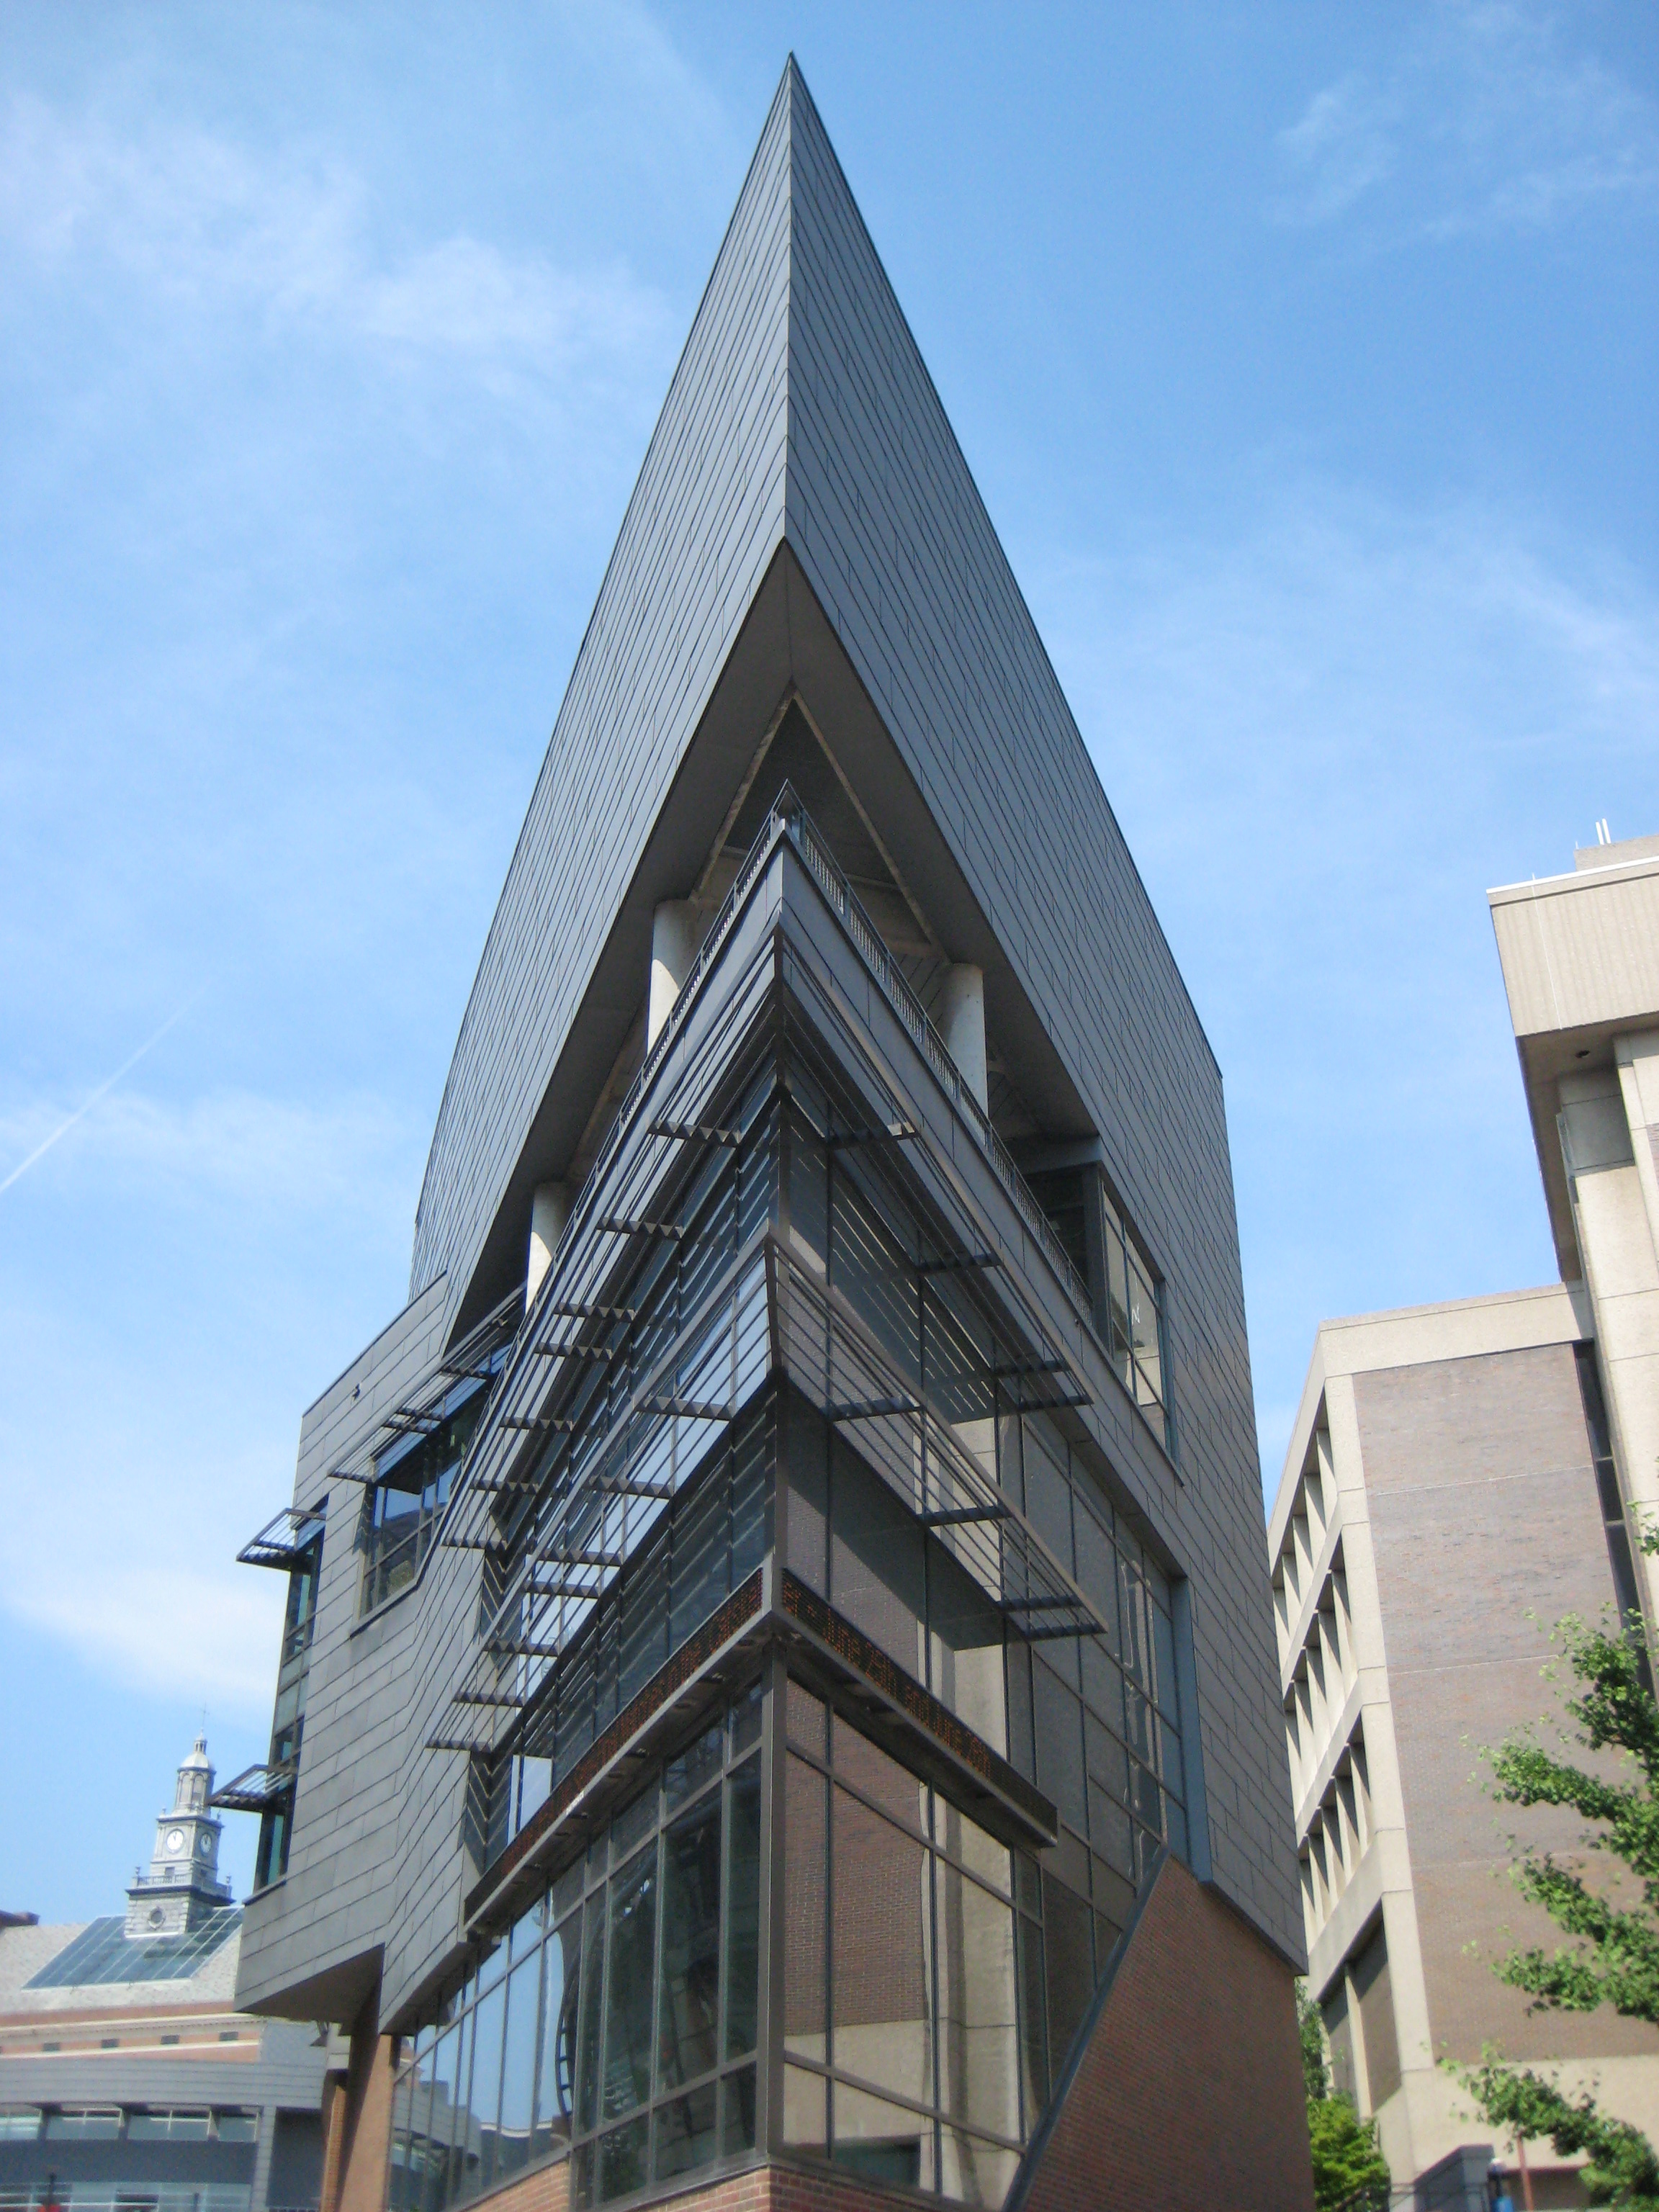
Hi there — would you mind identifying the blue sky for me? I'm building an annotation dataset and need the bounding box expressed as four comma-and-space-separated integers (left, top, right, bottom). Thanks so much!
1, 3, 1654, 1918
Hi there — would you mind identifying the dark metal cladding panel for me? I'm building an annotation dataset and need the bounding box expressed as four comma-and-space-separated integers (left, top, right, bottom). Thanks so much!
407, 71, 793, 1323
778, 71, 1298, 1956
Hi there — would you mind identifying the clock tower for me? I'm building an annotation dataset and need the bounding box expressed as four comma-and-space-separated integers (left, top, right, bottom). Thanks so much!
123, 1735, 234, 1939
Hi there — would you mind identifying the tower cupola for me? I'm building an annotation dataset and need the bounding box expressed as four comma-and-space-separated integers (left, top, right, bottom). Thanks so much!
124, 1734, 233, 1940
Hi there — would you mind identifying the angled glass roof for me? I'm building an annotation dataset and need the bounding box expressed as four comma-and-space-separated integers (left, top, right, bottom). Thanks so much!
25, 1910, 241, 1988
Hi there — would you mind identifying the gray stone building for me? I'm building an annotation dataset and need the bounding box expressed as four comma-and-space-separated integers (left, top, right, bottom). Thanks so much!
217, 59, 1311, 2212
0, 1740, 326, 2212
1269, 830, 1659, 2210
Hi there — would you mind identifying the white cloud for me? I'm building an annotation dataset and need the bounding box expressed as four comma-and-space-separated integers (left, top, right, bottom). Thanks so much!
1272, 2, 1659, 237
3, 1560, 283, 1713
0, 93, 671, 378
1274, 75, 1398, 224
0, 1083, 417, 1218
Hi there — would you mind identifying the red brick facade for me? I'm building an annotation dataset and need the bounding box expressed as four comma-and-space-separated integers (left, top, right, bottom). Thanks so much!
1021, 1853, 1313, 2211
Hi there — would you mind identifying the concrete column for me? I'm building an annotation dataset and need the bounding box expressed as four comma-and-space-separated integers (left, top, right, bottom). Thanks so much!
937, 963, 988, 1112
526, 1180, 570, 1305
649, 899, 701, 1049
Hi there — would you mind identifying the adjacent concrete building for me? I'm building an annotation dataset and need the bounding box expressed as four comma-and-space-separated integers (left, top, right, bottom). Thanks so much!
1270, 830, 1659, 2209
217, 60, 1311, 2212
0, 1740, 327, 2212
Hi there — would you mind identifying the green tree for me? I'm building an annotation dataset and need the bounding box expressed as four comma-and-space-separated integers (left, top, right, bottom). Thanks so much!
1462, 1597, 1659, 2206
1298, 1981, 1390, 2211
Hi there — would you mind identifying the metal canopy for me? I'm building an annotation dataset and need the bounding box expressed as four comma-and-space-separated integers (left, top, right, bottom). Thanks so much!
236, 1506, 324, 1572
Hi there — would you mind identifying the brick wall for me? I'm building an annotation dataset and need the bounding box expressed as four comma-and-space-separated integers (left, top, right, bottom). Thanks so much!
1020, 1856, 1313, 2211
1356, 1344, 1655, 2063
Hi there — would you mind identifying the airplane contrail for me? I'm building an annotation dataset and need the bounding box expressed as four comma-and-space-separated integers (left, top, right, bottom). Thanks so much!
0, 992, 205, 1198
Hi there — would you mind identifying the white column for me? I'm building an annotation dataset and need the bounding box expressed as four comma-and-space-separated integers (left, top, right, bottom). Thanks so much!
649, 900, 701, 1049
937, 963, 987, 1112
526, 1180, 570, 1305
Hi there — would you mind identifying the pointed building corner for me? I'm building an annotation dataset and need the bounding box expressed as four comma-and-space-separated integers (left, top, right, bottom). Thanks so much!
229, 57, 1313, 2212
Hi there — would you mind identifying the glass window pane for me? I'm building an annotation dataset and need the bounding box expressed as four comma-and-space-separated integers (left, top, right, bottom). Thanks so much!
832, 2080, 933, 2193
465, 1970, 506, 2197
664, 1719, 722, 1813
940, 2127, 1019, 2209
1073, 1506, 1117, 1646
830, 1784, 932, 2109
784, 1752, 827, 2062
611, 1780, 658, 1867
509, 1897, 544, 1965
1033, 1661, 1086, 1833
721, 2064, 757, 2156
1151, 1602, 1179, 1725
535, 1912, 580, 2158
926, 1539, 1007, 1759
1020, 1421, 1072, 1573
931, 1792, 1011, 1902
830, 1437, 925, 1678
830, 1716, 928, 1838
724, 1755, 762, 2062
934, 1859, 1020, 2145
444, 2006, 474, 2210
1040, 1869, 1094, 2080
657, 1794, 722, 2092
730, 1677, 763, 1758
596, 2112, 649, 2204
601, 1846, 657, 2120
1015, 1915, 1048, 2134
495, 1955, 539, 2185
575, 1893, 606, 2136
786, 1400, 830, 1598
782, 2064, 827, 2160
423, 2026, 459, 2212
652, 2081, 717, 2183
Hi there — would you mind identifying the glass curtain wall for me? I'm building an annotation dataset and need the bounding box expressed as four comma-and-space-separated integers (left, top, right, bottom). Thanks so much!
391, 1685, 763, 2212
495, 1408, 769, 1856
780, 1678, 1025, 2207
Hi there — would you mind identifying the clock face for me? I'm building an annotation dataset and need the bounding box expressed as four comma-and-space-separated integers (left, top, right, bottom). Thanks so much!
166, 1828, 185, 1853
198, 1833, 213, 1856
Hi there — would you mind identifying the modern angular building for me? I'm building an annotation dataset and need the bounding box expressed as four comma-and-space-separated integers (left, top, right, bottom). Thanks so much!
0, 1740, 326, 2212
217, 60, 1310, 2212
1269, 831, 1659, 2209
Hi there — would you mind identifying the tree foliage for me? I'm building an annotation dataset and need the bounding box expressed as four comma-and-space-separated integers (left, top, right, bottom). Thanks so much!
1466, 2059, 1659, 2207
1298, 1981, 1390, 2211
1462, 1591, 1659, 2206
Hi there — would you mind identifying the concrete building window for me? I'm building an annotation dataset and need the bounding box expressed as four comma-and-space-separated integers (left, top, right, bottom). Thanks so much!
393, 1684, 762, 2212
781, 1678, 1024, 2203
43, 2110, 122, 2139
128, 2110, 212, 2140
212, 2113, 259, 2143
0, 2113, 41, 2141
